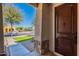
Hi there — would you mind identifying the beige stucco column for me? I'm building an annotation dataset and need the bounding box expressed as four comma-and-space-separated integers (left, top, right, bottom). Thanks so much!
34, 4, 43, 54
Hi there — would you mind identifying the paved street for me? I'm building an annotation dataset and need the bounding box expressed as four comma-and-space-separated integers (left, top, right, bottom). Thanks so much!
18, 31, 34, 35
15, 31, 34, 36
4, 31, 35, 37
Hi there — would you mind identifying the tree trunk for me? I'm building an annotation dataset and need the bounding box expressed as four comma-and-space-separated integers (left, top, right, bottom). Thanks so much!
10, 22, 13, 36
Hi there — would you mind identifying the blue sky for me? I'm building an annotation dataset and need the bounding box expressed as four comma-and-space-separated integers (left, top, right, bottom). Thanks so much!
13, 3, 36, 28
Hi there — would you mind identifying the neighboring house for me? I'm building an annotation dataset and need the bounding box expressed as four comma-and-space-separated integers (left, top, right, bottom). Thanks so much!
4, 25, 25, 33
3, 25, 16, 33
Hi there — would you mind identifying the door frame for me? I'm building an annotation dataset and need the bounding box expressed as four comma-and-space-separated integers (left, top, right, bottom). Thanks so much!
54, 3, 77, 56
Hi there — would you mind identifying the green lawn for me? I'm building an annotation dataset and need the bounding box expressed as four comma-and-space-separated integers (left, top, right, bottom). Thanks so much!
15, 36, 33, 42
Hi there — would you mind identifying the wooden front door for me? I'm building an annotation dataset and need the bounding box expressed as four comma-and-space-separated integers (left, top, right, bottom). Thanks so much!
55, 4, 77, 56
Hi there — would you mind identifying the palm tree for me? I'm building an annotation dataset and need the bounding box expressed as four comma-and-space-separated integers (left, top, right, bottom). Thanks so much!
3, 4, 22, 32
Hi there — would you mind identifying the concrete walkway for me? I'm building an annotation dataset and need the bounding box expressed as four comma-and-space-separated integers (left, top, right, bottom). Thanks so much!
4, 36, 40, 56
7, 43, 40, 56
4, 35, 40, 56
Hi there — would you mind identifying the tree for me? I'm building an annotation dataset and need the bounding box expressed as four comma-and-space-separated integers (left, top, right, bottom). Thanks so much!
3, 4, 22, 32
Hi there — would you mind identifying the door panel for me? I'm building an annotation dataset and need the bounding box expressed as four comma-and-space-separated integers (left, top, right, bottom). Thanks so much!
57, 5, 72, 34
55, 37, 73, 56
55, 4, 77, 56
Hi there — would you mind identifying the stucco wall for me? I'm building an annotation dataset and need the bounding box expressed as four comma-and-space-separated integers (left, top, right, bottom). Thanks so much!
40, 4, 53, 53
